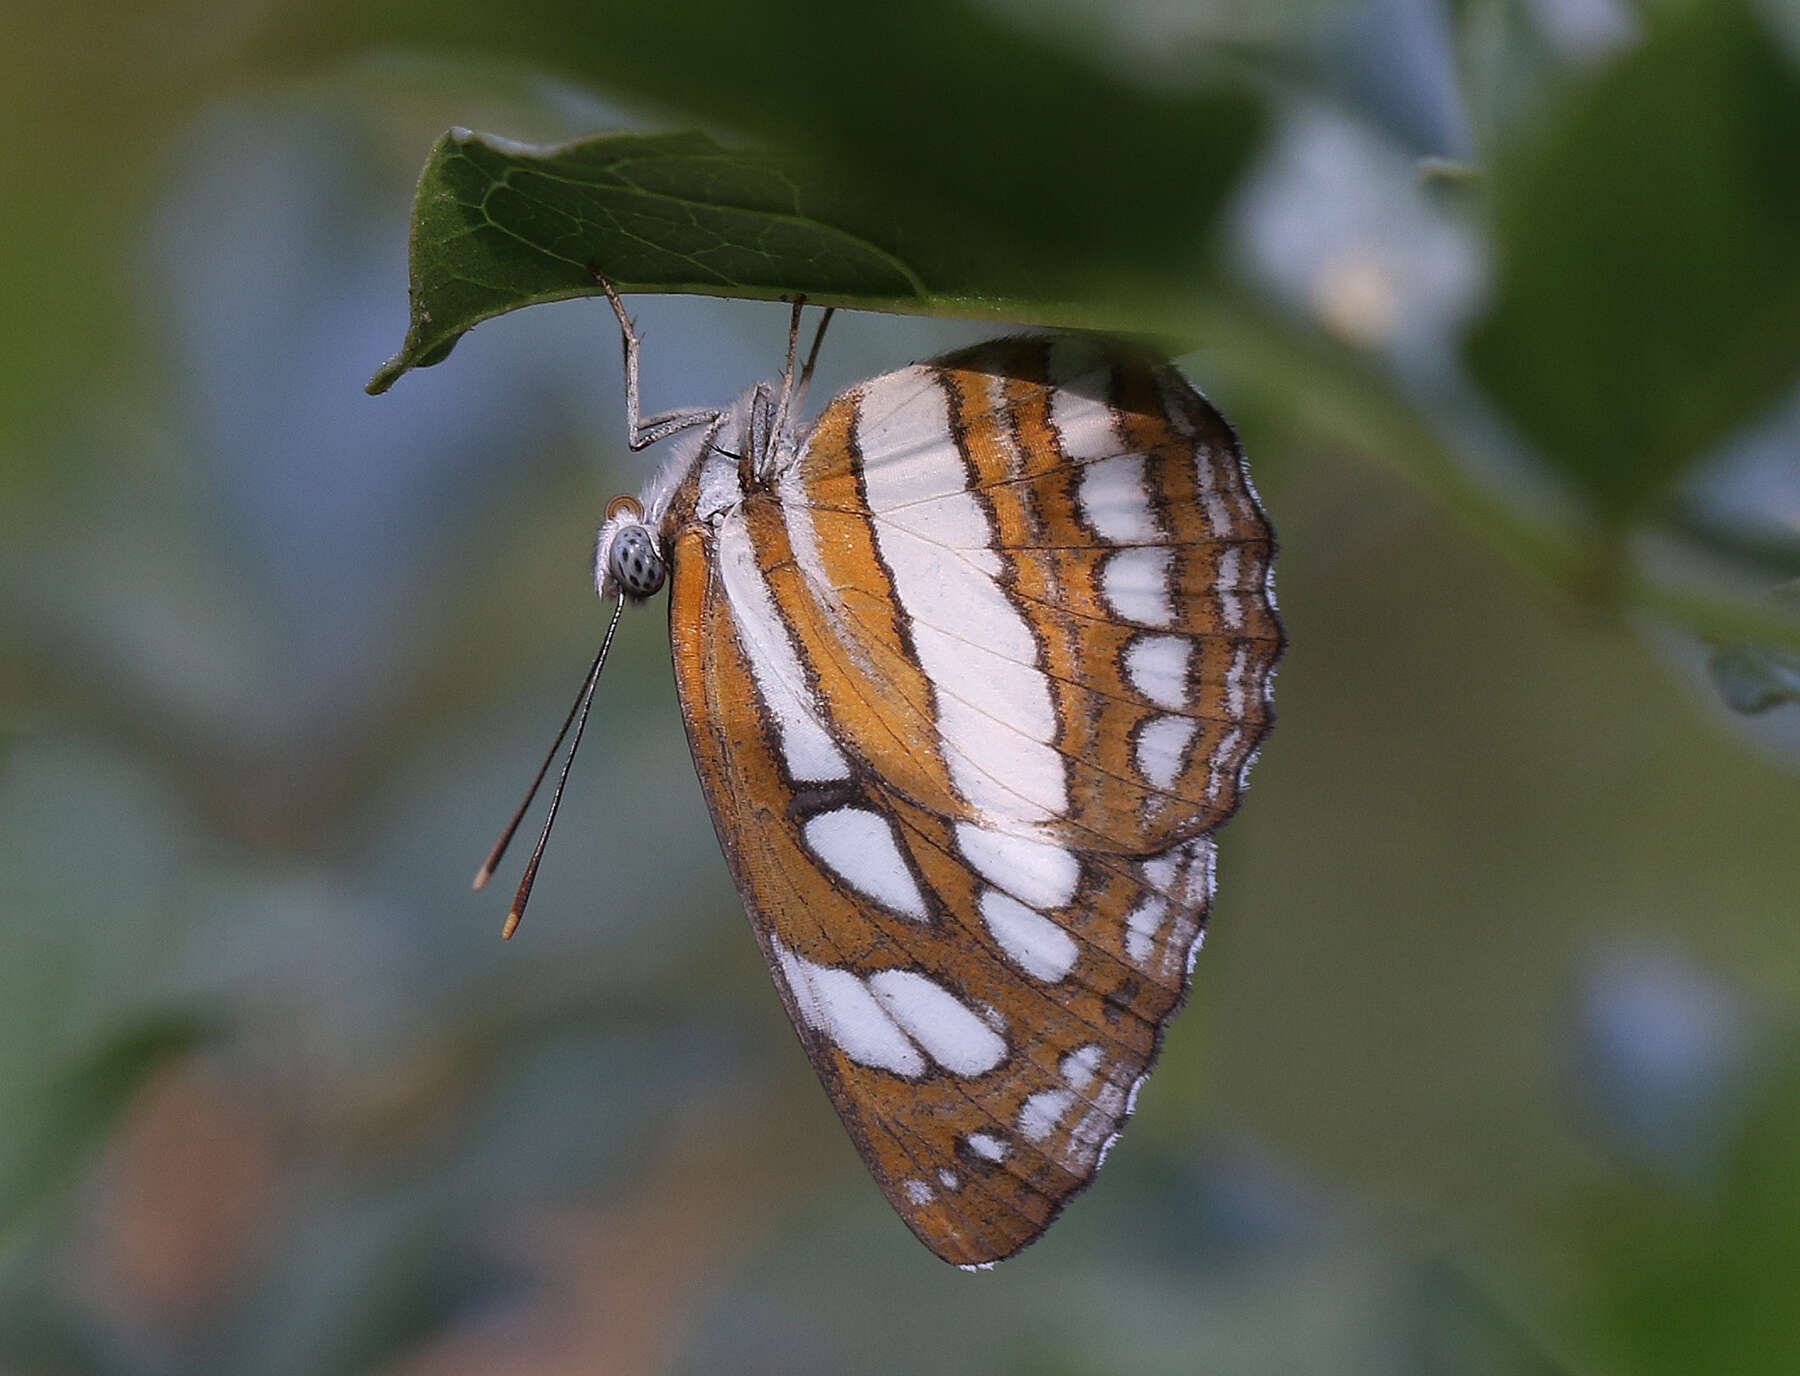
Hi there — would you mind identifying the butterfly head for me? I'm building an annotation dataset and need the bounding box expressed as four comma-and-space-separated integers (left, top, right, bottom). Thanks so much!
594, 493, 667, 603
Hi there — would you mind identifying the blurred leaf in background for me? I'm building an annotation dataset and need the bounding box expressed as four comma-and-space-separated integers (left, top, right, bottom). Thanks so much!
266, 0, 1270, 288
4, 0, 1800, 1372
1465, 0, 1800, 521
0, 1014, 217, 1241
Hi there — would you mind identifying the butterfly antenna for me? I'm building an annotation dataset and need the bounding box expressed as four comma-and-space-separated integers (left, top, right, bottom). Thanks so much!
475, 595, 625, 940
794, 307, 835, 420
472, 636, 603, 892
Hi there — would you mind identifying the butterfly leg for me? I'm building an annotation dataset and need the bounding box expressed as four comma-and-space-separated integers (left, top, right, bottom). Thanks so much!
592, 269, 721, 451
793, 307, 835, 420
756, 295, 811, 479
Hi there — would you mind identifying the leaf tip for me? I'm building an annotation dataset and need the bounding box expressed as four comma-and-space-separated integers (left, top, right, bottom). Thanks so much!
366, 353, 406, 395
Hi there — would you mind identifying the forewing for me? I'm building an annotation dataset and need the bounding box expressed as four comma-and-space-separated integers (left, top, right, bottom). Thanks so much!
788, 335, 1281, 854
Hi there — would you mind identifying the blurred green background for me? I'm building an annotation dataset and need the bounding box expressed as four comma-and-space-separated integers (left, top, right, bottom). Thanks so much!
5, 0, 1800, 1372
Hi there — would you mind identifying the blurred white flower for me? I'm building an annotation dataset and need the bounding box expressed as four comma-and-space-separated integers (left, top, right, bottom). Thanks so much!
1232, 109, 1486, 378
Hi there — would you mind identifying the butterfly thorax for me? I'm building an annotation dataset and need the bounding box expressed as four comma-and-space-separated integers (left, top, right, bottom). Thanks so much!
594, 382, 792, 605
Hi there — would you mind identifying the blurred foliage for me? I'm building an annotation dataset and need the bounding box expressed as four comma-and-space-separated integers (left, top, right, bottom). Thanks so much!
1465, 0, 1800, 519
5, 0, 1800, 1372
263, 0, 1268, 286
0, 1014, 216, 1241
1572, 1044, 1800, 1376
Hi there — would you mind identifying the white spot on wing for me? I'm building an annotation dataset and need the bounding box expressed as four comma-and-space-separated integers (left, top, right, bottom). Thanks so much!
775, 943, 824, 1032
1186, 925, 1208, 975
858, 384, 1068, 823
909, 616, 1056, 745
938, 1169, 960, 1191
1096, 1132, 1124, 1171
1065, 1083, 1130, 1168
966, 1132, 1008, 1162
1142, 851, 1179, 892
1124, 635, 1193, 711
1101, 547, 1175, 626
1141, 835, 1217, 906
868, 970, 1007, 1076
855, 371, 1002, 557
1019, 1088, 1075, 1143
849, 369, 974, 509
1160, 376, 1196, 437
903, 1179, 933, 1206
1079, 455, 1160, 543
808, 965, 927, 1078
715, 516, 849, 783
931, 684, 1066, 821
1204, 493, 1237, 538
1217, 545, 1245, 630
774, 940, 925, 1078
1207, 726, 1245, 800
1047, 352, 1121, 463
802, 808, 929, 919
877, 489, 1001, 559
1136, 715, 1199, 791
956, 823, 1080, 909
1185, 836, 1219, 906
1124, 896, 1169, 966
979, 888, 1080, 982
1226, 642, 1252, 719
1124, 836, 1218, 977
777, 462, 836, 609
1060, 1044, 1103, 1092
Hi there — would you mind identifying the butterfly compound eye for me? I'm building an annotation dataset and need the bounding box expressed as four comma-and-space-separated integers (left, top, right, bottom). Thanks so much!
608, 523, 667, 599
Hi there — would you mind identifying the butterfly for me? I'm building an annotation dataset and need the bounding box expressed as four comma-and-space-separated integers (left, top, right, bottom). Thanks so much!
477, 273, 1283, 1268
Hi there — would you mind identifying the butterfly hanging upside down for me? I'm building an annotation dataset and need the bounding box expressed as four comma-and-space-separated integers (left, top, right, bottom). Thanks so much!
477, 272, 1284, 1269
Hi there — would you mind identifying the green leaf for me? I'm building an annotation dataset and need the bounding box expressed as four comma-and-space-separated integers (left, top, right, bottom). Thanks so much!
0, 1012, 218, 1239
1465, 0, 1800, 518
368, 123, 1262, 393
